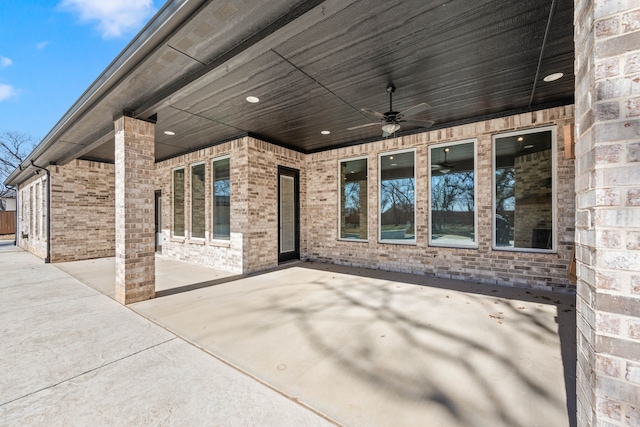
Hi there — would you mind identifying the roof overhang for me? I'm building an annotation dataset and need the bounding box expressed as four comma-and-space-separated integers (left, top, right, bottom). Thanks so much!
6, 0, 574, 186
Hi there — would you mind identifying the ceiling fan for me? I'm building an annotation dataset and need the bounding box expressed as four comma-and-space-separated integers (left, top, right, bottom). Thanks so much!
348, 83, 434, 137
432, 147, 453, 174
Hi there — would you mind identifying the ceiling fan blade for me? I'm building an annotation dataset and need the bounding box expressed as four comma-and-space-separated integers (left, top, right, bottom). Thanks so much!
361, 108, 386, 118
400, 119, 435, 128
397, 102, 431, 119
347, 122, 380, 130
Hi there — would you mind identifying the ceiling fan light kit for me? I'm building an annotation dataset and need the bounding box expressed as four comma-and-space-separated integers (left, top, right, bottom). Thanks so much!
381, 123, 401, 134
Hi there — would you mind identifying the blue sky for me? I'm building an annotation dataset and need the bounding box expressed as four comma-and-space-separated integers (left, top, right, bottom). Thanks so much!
0, 0, 161, 142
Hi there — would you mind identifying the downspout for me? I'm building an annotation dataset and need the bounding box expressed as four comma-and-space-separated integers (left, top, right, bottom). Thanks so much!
30, 161, 51, 263
5, 184, 17, 246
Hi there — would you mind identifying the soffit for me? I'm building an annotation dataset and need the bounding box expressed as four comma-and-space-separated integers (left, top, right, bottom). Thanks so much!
48, 0, 574, 165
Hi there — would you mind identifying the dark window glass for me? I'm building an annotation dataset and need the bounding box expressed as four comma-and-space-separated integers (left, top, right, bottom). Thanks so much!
191, 164, 206, 238
340, 158, 368, 240
430, 141, 476, 247
173, 168, 185, 236
213, 158, 230, 240
494, 130, 553, 250
380, 151, 415, 242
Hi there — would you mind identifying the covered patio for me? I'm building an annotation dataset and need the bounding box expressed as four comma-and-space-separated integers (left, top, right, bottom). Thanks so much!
58, 255, 576, 427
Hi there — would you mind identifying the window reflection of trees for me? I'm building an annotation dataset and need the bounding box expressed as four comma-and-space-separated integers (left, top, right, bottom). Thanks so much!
173, 168, 185, 237
495, 168, 515, 212
429, 141, 476, 245
380, 177, 415, 239
431, 171, 474, 238
191, 164, 206, 238
213, 158, 230, 240
342, 181, 361, 236
340, 158, 367, 240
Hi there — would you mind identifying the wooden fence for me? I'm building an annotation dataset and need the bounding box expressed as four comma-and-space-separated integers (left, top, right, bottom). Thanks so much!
0, 211, 16, 235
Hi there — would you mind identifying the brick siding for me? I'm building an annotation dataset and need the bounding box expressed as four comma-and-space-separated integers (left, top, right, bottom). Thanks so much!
155, 138, 247, 273
114, 116, 155, 304
575, 1, 640, 425
155, 136, 306, 274
49, 160, 115, 262
306, 107, 576, 291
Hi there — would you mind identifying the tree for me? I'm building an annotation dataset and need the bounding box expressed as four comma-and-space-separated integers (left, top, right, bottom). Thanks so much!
0, 132, 37, 195
495, 167, 515, 211
431, 171, 474, 234
380, 177, 414, 229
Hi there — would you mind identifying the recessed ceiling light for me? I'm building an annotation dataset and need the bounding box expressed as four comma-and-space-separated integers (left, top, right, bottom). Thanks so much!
524, 144, 534, 149
391, 163, 397, 166
389, 156, 394, 160
164, 131, 175, 136
543, 72, 564, 82
321, 130, 330, 135
517, 136, 524, 142
246, 96, 259, 103
350, 170, 355, 174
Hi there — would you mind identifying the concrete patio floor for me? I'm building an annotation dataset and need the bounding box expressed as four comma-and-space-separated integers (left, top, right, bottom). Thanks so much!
53, 252, 576, 427
0, 242, 333, 427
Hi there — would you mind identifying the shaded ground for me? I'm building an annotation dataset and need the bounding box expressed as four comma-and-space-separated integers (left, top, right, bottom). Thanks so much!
62, 255, 577, 427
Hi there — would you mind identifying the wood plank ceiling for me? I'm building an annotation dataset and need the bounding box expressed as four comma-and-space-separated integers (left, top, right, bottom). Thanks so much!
77, 0, 574, 163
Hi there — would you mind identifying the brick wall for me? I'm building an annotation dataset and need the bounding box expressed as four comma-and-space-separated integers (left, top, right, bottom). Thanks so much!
49, 160, 115, 262
17, 173, 48, 259
575, 1, 640, 425
306, 106, 576, 291
114, 116, 155, 304
155, 138, 247, 273
244, 137, 307, 272
155, 136, 306, 274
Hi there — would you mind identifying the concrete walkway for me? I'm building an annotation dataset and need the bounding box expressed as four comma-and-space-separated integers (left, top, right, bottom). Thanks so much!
51, 252, 576, 427
0, 241, 334, 426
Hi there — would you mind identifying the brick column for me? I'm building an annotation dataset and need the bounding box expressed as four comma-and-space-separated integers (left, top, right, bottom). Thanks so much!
575, 1, 640, 425
114, 115, 155, 304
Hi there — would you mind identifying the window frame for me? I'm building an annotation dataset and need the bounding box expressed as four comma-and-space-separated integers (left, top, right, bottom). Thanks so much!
338, 156, 369, 242
491, 126, 557, 253
428, 139, 478, 249
378, 148, 417, 245
190, 161, 206, 240
172, 166, 186, 238
211, 155, 231, 241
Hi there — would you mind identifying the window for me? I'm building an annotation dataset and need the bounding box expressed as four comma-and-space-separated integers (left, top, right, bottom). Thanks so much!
173, 168, 185, 237
212, 157, 230, 240
35, 183, 40, 238
379, 150, 415, 243
30, 186, 34, 236
191, 163, 206, 239
339, 157, 368, 241
429, 140, 477, 248
493, 128, 555, 252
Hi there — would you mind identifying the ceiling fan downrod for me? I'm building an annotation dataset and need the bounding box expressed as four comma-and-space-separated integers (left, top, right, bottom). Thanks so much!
387, 83, 396, 114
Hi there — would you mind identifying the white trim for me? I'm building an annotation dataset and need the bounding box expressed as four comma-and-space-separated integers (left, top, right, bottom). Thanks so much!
211, 155, 231, 241
491, 125, 557, 253
338, 155, 369, 242
428, 139, 478, 249
171, 166, 185, 238
378, 148, 417, 245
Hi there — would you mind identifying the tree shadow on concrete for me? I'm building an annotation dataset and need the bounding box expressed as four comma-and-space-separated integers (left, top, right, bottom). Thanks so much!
214, 261, 576, 427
